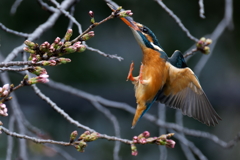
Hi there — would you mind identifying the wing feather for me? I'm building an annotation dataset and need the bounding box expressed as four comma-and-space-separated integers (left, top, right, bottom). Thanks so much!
157, 63, 221, 126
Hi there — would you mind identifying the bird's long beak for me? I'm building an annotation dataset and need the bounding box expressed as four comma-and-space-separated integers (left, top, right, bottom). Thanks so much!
120, 17, 139, 31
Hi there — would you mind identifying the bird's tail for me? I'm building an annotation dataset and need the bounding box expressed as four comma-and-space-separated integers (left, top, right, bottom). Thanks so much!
131, 96, 158, 128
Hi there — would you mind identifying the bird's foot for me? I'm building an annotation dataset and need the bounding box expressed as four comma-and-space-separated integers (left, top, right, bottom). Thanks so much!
127, 62, 136, 81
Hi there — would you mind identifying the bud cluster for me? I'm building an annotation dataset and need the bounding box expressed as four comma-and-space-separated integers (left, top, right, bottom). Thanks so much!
132, 131, 150, 144
70, 130, 100, 152
27, 74, 49, 85
196, 37, 212, 54
118, 10, 133, 18
23, 29, 90, 64
131, 144, 138, 156
0, 84, 10, 97
156, 133, 176, 148
78, 131, 100, 142
0, 103, 8, 117
131, 132, 175, 156
0, 84, 13, 117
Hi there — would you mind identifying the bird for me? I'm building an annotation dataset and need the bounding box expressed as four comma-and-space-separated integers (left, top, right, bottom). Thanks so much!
119, 16, 221, 128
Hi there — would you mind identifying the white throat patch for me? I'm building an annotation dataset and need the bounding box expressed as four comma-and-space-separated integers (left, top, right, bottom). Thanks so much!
150, 42, 164, 52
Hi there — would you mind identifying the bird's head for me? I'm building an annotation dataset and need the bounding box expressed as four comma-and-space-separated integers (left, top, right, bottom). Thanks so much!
121, 16, 167, 57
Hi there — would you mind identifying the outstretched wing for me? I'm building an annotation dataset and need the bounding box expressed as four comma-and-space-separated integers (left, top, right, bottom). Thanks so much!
157, 63, 221, 126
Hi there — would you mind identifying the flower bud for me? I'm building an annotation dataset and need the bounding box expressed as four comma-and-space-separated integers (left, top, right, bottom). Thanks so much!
205, 38, 212, 45
64, 46, 77, 54
166, 139, 176, 148
77, 140, 87, 152
116, 6, 122, 11
23, 47, 36, 54
143, 131, 150, 138
131, 144, 138, 156
54, 37, 61, 44
159, 134, 167, 140
58, 58, 71, 64
27, 77, 38, 84
70, 130, 78, 143
200, 37, 206, 42
64, 41, 72, 47
49, 60, 56, 66
118, 10, 133, 17
24, 40, 37, 49
203, 46, 210, 54
64, 29, 73, 41
81, 31, 94, 41
89, 10, 94, 17
3, 84, 9, 91
0, 103, 8, 117
30, 67, 47, 76
76, 45, 86, 53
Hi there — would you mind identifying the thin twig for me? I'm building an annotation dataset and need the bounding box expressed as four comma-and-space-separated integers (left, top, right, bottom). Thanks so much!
70, 13, 116, 44
198, 0, 205, 18
86, 45, 124, 61
10, 0, 23, 15
1, 126, 71, 145
49, 0, 82, 34
37, 0, 58, 13
155, 0, 199, 42
0, 66, 33, 72
184, 48, 198, 58
67, 5, 76, 30
0, 23, 29, 38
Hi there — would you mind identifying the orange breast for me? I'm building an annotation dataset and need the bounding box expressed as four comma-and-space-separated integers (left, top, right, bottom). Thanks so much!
134, 48, 168, 104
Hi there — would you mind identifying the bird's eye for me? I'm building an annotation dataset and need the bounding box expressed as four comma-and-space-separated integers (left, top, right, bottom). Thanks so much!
142, 27, 148, 33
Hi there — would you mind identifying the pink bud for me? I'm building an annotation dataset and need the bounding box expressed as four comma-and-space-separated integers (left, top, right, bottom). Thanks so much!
133, 139, 138, 143
0, 104, 6, 109
126, 10, 133, 16
166, 139, 176, 148
3, 107, 7, 113
32, 57, 38, 64
54, 37, 61, 44
3, 84, 9, 90
131, 151, 138, 156
89, 10, 94, 17
143, 131, 150, 137
2, 90, 8, 96
49, 60, 56, 66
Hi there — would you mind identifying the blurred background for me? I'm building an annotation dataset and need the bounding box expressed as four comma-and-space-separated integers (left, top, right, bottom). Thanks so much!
0, 0, 239, 159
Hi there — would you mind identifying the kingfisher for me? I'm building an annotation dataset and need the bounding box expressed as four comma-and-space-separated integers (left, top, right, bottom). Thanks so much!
119, 16, 221, 128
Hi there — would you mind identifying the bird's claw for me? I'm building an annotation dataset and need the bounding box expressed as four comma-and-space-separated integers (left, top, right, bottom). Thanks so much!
126, 62, 135, 81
